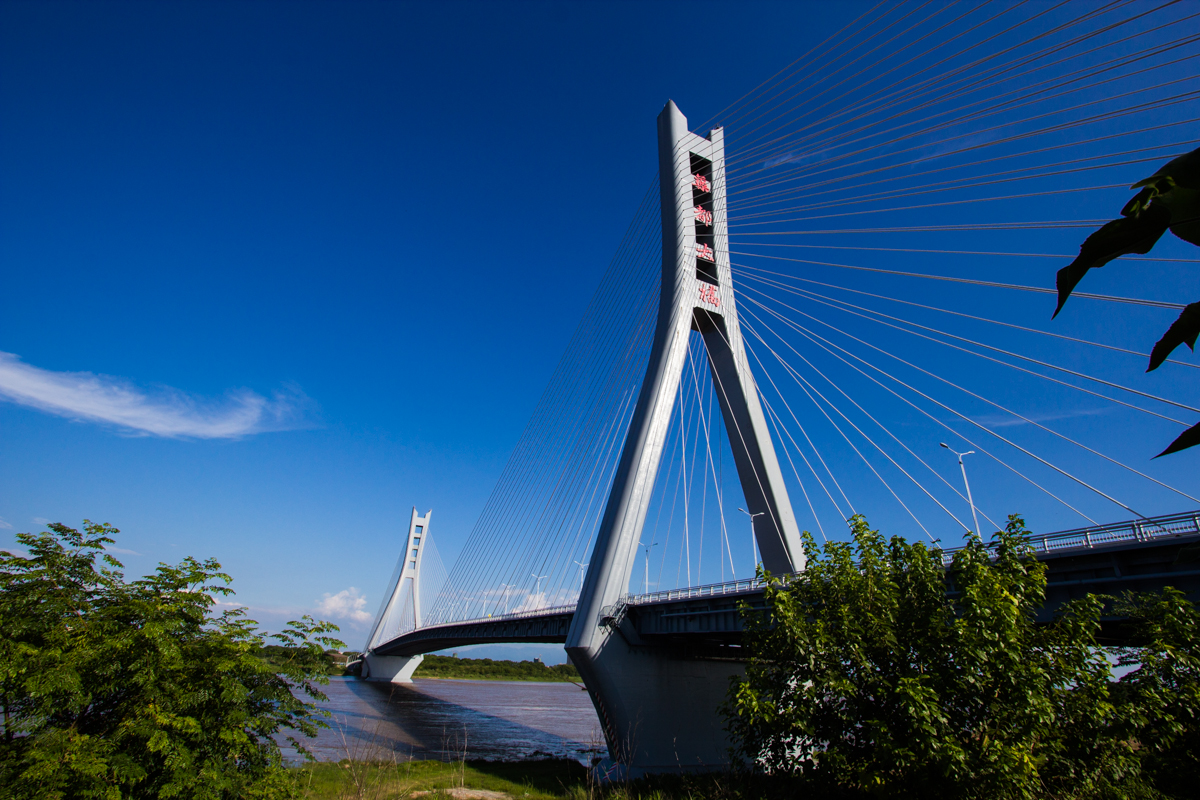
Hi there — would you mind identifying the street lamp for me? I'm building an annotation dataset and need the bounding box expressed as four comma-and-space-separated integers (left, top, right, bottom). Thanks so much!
738, 507, 764, 573
941, 443, 981, 535
638, 540, 658, 594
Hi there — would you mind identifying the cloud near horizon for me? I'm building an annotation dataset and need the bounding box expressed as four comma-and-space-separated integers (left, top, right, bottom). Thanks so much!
0, 351, 313, 439
316, 587, 372, 624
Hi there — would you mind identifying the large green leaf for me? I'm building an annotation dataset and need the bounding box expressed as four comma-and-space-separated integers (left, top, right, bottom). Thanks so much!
1057, 147, 1200, 320
1156, 418, 1200, 457
1053, 203, 1170, 318
1129, 147, 1200, 246
1148, 301, 1200, 372
1129, 146, 1200, 194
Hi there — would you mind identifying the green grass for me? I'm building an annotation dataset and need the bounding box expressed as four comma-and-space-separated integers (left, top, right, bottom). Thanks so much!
414, 655, 581, 682
293, 758, 586, 799
291, 759, 808, 800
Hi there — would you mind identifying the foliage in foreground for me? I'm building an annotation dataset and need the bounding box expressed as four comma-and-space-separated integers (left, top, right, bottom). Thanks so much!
725, 514, 1200, 799
0, 521, 344, 799
415, 654, 581, 682
1053, 144, 1200, 455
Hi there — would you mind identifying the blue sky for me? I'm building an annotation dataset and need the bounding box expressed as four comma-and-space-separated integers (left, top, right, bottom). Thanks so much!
0, 1, 866, 654
3, 2, 1198, 660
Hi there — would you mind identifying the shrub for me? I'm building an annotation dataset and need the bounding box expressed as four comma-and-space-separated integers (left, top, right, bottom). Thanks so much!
0, 521, 343, 799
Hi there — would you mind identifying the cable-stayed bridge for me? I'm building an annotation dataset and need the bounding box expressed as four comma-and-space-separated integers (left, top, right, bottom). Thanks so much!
360, 4, 1200, 775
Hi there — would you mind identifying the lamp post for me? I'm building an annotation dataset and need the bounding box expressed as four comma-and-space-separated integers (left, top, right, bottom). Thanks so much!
941, 443, 981, 535
738, 507, 764, 574
639, 540, 658, 594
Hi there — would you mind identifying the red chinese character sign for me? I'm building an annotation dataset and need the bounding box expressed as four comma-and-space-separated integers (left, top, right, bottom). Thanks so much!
692, 173, 711, 193
695, 243, 714, 261
694, 206, 713, 226
698, 283, 720, 308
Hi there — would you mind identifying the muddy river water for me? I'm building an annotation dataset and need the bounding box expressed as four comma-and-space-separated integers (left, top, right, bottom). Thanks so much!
291, 677, 605, 764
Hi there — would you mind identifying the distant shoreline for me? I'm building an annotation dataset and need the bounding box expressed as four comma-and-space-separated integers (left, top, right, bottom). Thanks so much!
412, 654, 581, 683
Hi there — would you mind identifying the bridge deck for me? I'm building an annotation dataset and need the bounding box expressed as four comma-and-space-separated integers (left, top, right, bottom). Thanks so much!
373, 511, 1200, 657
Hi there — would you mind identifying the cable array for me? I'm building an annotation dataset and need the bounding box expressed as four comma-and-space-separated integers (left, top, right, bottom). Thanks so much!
381, 2, 1200, 639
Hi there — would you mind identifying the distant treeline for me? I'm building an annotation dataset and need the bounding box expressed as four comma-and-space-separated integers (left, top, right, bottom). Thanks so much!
415, 654, 580, 682
257, 645, 355, 674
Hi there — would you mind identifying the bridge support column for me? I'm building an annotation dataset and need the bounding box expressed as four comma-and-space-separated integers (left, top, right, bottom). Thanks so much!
361, 652, 424, 684
577, 638, 743, 776
568, 100, 804, 775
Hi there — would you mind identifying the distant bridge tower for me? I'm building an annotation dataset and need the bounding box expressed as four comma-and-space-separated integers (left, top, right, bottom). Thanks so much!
362, 507, 431, 683
567, 100, 805, 775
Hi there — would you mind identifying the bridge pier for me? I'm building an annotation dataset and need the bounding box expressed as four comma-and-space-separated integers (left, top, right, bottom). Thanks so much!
569, 622, 742, 776
360, 652, 424, 683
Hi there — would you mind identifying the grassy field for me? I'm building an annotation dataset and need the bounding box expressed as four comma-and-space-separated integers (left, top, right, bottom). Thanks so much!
295, 759, 584, 799
292, 758, 794, 800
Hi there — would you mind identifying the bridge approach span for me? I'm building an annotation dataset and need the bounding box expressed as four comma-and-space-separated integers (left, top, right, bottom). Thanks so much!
372, 606, 575, 658
371, 509, 1200, 661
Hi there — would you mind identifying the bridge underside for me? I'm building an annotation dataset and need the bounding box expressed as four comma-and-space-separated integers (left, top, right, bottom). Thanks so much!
372, 610, 575, 658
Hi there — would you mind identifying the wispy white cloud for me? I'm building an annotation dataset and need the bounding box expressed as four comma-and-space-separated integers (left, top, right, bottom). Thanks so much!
32, 517, 51, 525
972, 407, 1111, 429
105, 546, 143, 556
0, 351, 314, 439
0, 517, 11, 530
762, 144, 836, 171
316, 587, 372, 623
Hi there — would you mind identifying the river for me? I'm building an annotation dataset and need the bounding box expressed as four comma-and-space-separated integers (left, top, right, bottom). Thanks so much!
290, 677, 606, 764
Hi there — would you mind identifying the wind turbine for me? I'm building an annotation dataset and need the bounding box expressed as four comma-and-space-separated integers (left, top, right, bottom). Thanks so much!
499, 583, 513, 614
531, 573, 548, 608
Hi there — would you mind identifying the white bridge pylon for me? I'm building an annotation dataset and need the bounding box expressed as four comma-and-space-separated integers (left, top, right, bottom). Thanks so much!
566, 101, 805, 773
570, 100, 804, 650
364, 507, 431, 653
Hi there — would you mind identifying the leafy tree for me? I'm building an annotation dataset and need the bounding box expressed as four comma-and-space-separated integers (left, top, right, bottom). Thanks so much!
0, 520, 344, 799
723, 514, 1180, 798
1113, 587, 1200, 798
1053, 145, 1200, 456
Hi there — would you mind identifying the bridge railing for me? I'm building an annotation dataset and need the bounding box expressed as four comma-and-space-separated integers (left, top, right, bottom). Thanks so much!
624, 510, 1200, 607
938, 510, 1200, 561
384, 513, 1200, 635
626, 576, 768, 606
416, 603, 578, 633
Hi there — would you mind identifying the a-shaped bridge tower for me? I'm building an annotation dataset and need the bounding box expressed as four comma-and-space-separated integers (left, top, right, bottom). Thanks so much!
565, 100, 805, 774
360, 101, 807, 772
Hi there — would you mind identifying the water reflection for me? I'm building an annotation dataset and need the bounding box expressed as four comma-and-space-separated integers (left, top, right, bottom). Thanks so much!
292, 677, 605, 764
